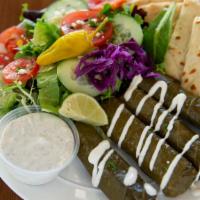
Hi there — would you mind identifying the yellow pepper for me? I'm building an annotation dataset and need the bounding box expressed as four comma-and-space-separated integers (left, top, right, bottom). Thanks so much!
36, 18, 109, 66
36, 30, 93, 66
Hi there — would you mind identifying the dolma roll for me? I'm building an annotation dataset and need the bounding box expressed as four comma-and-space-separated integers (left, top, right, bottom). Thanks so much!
138, 75, 200, 126
101, 98, 198, 197
76, 122, 156, 200
121, 88, 200, 169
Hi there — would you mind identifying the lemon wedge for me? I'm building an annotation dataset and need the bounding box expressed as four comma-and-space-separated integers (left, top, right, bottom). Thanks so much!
59, 93, 108, 126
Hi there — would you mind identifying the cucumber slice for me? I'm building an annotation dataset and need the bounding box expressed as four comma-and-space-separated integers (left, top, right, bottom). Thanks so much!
57, 59, 100, 97
43, 0, 88, 25
112, 14, 143, 45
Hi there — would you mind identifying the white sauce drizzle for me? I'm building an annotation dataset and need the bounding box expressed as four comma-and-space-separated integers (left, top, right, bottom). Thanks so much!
88, 140, 114, 187
123, 167, 138, 186
134, 81, 167, 160
144, 183, 157, 196
160, 135, 199, 190
106, 76, 197, 193
124, 75, 143, 102
138, 133, 154, 166
149, 93, 187, 171
118, 115, 135, 147
136, 126, 151, 158
107, 104, 125, 137
136, 81, 167, 116
154, 93, 186, 132
195, 171, 200, 183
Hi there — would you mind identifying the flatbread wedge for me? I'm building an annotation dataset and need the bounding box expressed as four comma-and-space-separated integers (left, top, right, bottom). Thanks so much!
182, 16, 200, 96
164, 0, 200, 80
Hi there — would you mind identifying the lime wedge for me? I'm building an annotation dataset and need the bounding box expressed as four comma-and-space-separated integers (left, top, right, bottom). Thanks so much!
59, 93, 108, 126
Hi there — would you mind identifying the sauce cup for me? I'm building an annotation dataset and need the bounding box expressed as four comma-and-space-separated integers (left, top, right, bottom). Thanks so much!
0, 106, 80, 185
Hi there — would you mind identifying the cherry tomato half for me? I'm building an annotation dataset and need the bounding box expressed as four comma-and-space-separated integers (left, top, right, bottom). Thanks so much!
88, 0, 126, 10
2, 58, 39, 84
0, 26, 27, 54
0, 52, 13, 69
61, 10, 113, 47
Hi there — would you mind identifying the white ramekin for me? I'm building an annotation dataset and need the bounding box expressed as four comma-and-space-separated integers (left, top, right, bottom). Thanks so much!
0, 106, 80, 185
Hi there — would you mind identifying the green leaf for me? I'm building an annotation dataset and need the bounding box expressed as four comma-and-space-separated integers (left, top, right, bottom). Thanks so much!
101, 4, 112, 15
134, 14, 144, 25
122, 4, 135, 16
15, 42, 43, 59
0, 90, 17, 116
154, 3, 176, 64
156, 63, 166, 73
143, 3, 176, 64
21, 19, 35, 37
32, 20, 61, 49
101, 88, 113, 100
37, 69, 60, 113
143, 10, 166, 59
20, 3, 29, 21
16, 20, 61, 59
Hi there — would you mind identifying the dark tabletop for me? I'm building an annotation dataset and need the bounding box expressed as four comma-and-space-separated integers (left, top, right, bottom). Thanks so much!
0, 1, 53, 199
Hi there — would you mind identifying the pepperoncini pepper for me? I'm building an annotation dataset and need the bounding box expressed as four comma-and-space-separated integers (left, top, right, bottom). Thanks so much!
36, 18, 109, 66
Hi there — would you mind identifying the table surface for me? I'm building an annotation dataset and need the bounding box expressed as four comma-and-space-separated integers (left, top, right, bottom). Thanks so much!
0, 1, 53, 199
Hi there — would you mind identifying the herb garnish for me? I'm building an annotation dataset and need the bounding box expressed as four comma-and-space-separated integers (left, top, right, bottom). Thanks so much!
106, 160, 118, 172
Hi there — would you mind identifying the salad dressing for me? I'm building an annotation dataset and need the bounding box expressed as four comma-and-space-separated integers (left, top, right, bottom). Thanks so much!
0, 113, 75, 171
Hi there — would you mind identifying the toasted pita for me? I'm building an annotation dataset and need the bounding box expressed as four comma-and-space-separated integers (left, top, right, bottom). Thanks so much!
138, 2, 182, 22
164, 0, 200, 80
181, 17, 200, 96
132, 0, 183, 6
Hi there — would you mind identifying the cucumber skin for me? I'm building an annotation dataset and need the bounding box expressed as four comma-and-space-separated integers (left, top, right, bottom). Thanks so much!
112, 14, 144, 45
57, 59, 100, 97
43, 0, 88, 25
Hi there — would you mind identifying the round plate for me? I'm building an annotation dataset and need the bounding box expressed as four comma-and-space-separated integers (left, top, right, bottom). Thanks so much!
0, 156, 199, 200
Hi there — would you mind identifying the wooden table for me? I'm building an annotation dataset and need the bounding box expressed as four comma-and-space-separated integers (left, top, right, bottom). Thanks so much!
0, 1, 53, 199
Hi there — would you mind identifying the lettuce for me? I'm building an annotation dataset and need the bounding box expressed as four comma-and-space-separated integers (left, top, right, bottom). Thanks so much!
16, 20, 61, 59
0, 90, 17, 116
143, 3, 176, 64
37, 68, 60, 113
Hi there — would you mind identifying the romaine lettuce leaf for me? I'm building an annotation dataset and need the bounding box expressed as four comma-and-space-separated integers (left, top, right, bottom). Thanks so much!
16, 20, 61, 59
37, 68, 60, 113
143, 3, 176, 65
0, 90, 17, 116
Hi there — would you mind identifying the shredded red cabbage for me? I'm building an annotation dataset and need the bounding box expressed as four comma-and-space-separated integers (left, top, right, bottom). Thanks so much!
75, 39, 158, 92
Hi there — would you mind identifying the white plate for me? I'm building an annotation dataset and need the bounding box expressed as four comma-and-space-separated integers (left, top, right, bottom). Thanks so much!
1, 154, 199, 200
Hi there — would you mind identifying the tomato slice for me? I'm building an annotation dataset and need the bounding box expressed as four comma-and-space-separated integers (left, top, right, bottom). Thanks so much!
0, 52, 13, 69
0, 26, 27, 55
2, 58, 39, 84
61, 10, 113, 47
88, 0, 126, 10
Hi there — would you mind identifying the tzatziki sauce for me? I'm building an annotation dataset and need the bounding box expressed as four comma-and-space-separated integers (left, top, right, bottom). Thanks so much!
0, 112, 75, 171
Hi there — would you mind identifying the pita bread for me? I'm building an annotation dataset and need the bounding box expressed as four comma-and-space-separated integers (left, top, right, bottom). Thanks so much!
138, 2, 182, 22
132, 0, 183, 6
164, 0, 200, 80
181, 17, 200, 96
